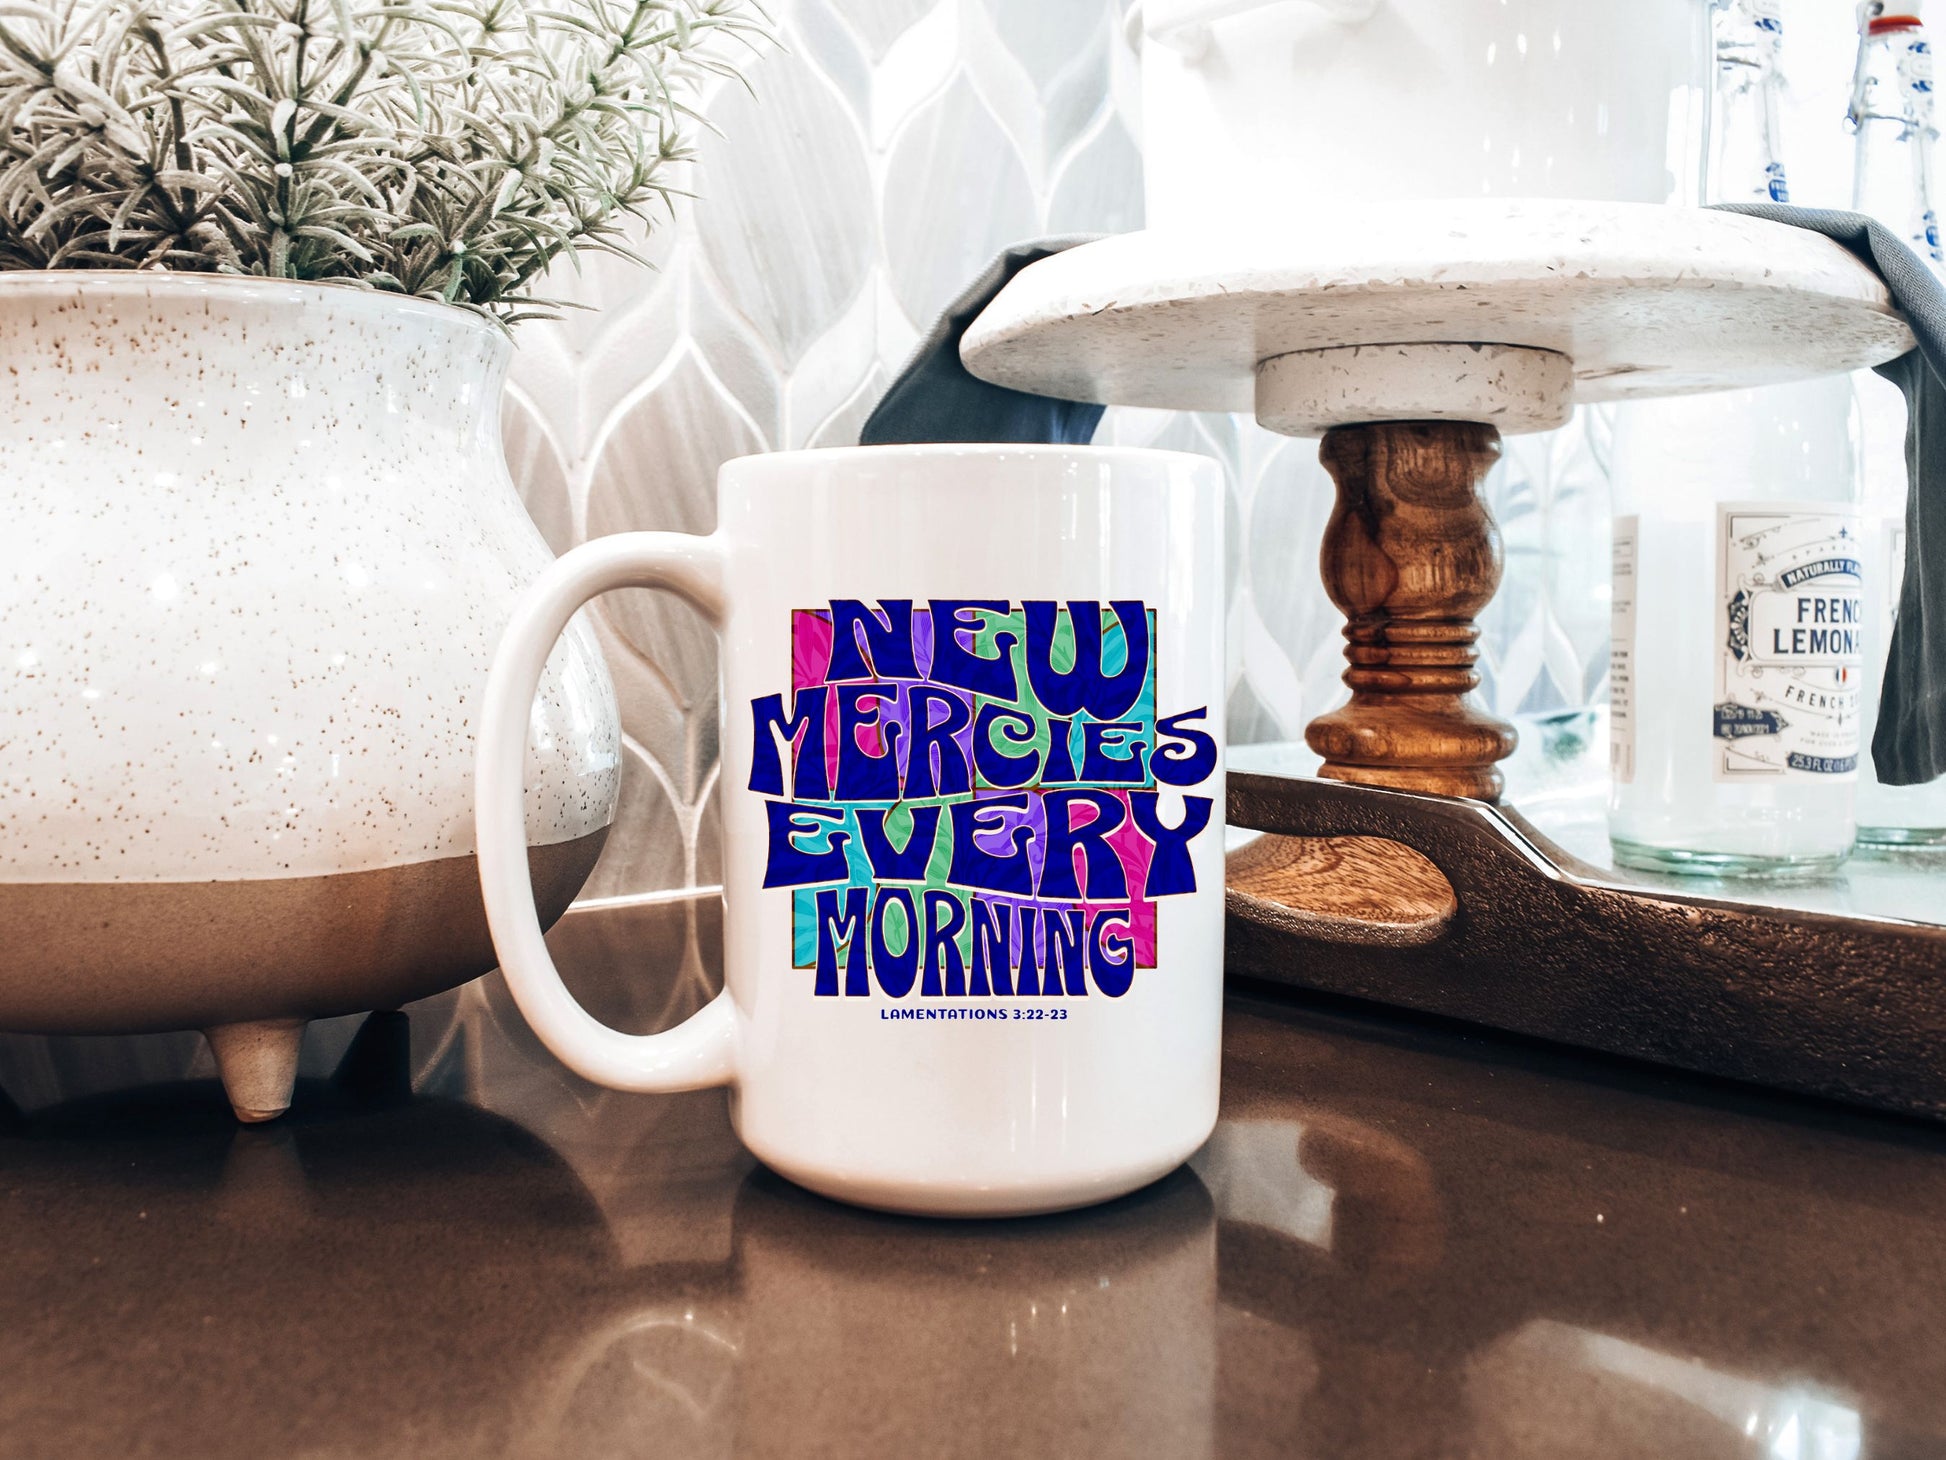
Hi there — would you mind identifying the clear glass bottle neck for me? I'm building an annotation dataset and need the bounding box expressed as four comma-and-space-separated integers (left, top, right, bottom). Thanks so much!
1849, 23, 1940, 264
1851, 28, 1932, 133
1708, 1, 1789, 204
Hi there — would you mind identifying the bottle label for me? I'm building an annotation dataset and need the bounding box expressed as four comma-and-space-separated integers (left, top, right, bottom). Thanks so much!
1713, 504, 1864, 781
1610, 515, 1639, 785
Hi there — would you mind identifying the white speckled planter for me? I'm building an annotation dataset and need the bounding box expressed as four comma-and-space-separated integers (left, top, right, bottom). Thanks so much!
0, 273, 620, 1119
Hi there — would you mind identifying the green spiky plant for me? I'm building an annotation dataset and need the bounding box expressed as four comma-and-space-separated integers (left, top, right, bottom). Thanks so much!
0, 0, 766, 319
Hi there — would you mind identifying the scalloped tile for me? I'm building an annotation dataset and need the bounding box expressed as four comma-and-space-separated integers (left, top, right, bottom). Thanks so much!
786, 285, 880, 445
981, 0, 1107, 94
501, 387, 574, 557
694, 47, 876, 366
576, 736, 698, 901
1240, 439, 1342, 719
987, 0, 1119, 164
839, 0, 941, 61
808, 363, 891, 448
789, 0, 874, 119
881, 75, 1037, 328
687, 261, 786, 445
1048, 111, 1144, 237
583, 351, 758, 720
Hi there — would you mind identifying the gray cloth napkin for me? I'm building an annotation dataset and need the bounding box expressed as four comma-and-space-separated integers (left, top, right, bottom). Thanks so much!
865, 215, 1946, 784
861, 237, 1105, 447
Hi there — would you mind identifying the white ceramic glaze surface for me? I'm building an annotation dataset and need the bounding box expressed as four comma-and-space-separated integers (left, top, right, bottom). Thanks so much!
958, 201, 1915, 425
478, 445, 1227, 1217
0, 274, 619, 881
1141, 0, 1710, 222
1256, 343, 1575, 438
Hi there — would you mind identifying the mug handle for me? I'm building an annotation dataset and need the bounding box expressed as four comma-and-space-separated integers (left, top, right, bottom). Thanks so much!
475, 531, 738, 1092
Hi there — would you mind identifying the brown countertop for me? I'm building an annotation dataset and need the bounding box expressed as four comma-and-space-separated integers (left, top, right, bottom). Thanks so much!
4, 895, 1945, 1458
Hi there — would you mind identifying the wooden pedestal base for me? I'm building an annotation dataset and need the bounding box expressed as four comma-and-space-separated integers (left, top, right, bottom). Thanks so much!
1304, 421, 1518, 802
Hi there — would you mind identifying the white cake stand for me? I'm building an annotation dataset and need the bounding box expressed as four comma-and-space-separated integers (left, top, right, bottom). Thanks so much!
961, 199, 1914, 799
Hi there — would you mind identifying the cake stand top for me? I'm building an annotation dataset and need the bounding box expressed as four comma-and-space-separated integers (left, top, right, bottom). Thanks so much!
959, 200, 1915, 429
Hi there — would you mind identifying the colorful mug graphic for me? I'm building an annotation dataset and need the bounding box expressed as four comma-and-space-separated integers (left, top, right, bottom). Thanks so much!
749, 600, 1218, 1001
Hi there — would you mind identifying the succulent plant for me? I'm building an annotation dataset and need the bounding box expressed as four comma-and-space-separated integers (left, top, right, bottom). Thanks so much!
0, 0, 766, 317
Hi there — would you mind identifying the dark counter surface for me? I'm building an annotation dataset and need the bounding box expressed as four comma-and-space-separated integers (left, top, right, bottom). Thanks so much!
4, 894, 1944, 1458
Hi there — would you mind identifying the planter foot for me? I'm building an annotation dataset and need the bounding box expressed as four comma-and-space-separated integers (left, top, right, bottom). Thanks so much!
203, 1018, 306, 1122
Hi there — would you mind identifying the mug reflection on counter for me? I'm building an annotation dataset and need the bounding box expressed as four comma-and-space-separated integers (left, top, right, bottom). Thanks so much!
529, 1112, 1444, 1457
527, 1169, 1219, 1458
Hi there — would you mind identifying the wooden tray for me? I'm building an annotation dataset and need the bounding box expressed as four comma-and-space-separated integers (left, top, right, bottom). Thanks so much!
1226, 760, 1946, 1122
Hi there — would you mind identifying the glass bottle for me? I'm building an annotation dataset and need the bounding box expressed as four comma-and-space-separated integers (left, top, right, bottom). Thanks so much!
1850, 3, 1942, 262
1711, 0, 1792, 204
1607, 0, 1864, 878
1849, 2, 1946, 849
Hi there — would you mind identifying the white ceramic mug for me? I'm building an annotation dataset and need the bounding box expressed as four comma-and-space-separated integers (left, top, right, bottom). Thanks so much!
475, 444, 1226, 1216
